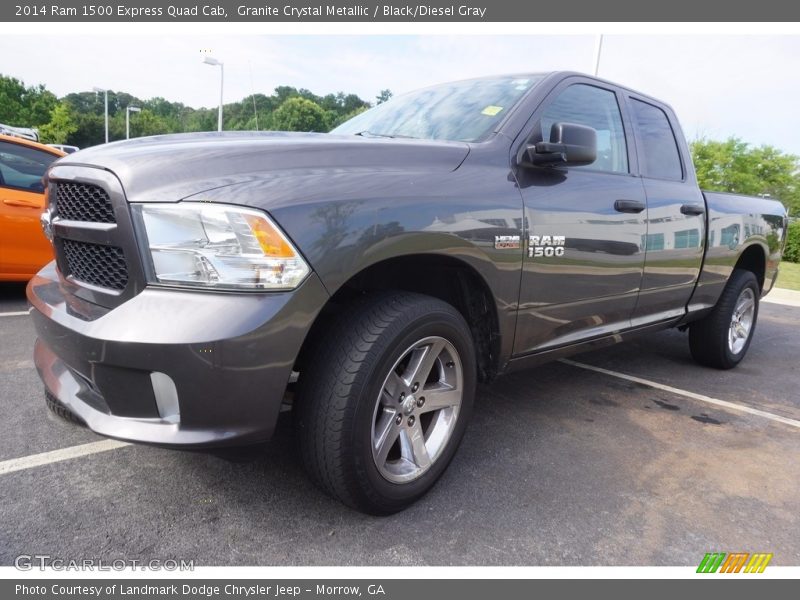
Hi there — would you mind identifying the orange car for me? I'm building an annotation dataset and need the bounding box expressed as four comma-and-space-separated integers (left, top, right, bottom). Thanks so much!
0, 134, 65, 281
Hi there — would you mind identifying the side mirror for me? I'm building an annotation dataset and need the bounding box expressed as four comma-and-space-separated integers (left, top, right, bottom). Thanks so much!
525, 122, 597, 167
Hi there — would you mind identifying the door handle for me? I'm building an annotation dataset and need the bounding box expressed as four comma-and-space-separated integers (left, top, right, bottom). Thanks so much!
613, 199, 645, 214
680, 203, 705, 216
2, 198, 42, 209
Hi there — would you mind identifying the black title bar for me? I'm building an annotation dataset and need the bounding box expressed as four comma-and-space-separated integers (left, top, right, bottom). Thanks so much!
5, 0, 800, 22
4, 579, 798, 600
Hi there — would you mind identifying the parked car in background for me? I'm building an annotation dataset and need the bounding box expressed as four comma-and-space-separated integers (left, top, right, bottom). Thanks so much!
0, 134, 65, 281
48, 144, 80, 154
0, 123, 40, 142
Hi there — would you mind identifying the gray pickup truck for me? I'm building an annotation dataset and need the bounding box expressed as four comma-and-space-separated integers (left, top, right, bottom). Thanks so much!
29, 72, 787, 514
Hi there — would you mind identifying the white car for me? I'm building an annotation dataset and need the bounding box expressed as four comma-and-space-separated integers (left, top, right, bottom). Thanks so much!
47, 144, 80, 154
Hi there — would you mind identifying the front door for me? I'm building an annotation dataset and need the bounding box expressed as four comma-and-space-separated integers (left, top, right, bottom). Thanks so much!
512, 81, 647, 355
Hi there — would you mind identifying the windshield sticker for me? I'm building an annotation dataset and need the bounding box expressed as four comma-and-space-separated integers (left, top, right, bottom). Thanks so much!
481, 105, 504, 116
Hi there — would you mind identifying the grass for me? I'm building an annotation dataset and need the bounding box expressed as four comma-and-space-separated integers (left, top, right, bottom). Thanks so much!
776, 261, 800, 291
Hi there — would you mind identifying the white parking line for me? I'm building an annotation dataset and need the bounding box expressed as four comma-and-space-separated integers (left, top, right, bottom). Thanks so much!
2, 360, 795, 478
560, 359, 800, 429
0, 310, 30, 317
0, 440, 131, 476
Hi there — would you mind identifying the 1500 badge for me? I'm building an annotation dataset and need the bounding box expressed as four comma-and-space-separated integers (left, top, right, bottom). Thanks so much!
529, 235, 566, 258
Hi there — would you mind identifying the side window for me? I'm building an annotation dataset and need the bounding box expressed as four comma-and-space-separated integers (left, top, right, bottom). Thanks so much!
540, 84, 628, 174
0, 141, 59, 193
630, 99, 683, 180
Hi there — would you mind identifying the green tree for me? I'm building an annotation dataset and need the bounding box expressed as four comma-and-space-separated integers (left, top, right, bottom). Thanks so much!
131, 109, 168, 137
691, 138, 800, 216
67, 112, 104, 148
376, 89, 393, 104
272, 97, 329, 132
0, 74, 58, 128
0, 75, 28, 124
332, 105, 368, 128
784, 221, 800, 263
26, 86, 59, 128
38, 102, 78, 144
2, 73, 376, 142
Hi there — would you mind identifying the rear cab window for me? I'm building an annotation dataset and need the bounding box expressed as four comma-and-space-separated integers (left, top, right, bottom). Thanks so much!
630, 99, 683, 180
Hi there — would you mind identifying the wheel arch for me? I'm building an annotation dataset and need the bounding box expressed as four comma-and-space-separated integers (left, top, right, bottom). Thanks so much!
295, 254, 503, 383
734, 242, 767, 291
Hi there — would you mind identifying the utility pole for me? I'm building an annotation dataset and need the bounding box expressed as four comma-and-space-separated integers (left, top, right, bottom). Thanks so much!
93, 87, 109, 143
203, 55, 224, 131
593, 34, 604, 77
126, 106, 141, 139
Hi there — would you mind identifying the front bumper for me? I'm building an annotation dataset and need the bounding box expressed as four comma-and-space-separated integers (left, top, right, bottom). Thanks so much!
28, 262, 328, 447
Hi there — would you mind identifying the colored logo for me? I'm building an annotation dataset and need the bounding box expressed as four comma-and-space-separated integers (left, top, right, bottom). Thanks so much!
697, 552, 773, 573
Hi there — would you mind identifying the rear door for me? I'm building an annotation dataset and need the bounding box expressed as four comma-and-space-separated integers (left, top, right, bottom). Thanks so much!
512, 78, 648, 355
625, 96, 706, 324
0, 140, 58, 278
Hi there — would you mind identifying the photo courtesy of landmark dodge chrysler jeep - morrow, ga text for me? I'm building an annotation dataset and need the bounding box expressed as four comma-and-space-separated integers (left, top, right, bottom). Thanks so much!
28, 72, 788, 514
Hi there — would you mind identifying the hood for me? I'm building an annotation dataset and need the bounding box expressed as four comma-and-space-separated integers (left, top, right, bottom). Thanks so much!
58, 131, 470, 203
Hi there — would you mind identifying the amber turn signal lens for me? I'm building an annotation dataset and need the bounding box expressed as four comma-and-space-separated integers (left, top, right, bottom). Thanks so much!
244, 214, 296, 258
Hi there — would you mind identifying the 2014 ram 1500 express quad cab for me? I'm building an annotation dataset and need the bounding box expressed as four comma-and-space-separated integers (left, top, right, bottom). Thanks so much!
29, 72, 788, 514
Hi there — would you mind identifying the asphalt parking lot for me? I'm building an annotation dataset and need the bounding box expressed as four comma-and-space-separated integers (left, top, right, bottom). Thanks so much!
1, 281, 798, 566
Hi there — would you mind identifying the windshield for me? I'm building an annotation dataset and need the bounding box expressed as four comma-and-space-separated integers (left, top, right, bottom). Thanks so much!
331, 75, 545, 142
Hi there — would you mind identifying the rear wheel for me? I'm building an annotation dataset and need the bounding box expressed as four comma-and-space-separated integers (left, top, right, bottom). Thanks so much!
294, 291, 476, 515
689, 269, 760, 369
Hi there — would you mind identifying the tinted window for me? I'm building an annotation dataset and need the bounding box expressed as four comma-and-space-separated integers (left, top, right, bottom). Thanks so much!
631, 99, 683, 180
540, 84, 628, 173
332, 75, 545, 142
0, 141, 59, 192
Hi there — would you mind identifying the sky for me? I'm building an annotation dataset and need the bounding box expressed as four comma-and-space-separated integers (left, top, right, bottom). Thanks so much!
2, 34, 799, 154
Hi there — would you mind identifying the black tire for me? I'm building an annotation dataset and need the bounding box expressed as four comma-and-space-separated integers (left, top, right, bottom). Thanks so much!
689, 269, 760, 369
44, 389, 86, 426
294, 291, 476, 515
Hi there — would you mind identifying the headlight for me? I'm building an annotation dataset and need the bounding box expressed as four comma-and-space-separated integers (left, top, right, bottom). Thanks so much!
131, 203, 310, 290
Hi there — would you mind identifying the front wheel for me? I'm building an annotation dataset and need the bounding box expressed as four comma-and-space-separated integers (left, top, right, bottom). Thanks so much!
294, 292, 476, 515
689, 269, 760, 369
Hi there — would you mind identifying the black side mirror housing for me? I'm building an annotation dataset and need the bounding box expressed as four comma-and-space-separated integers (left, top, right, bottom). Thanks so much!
525, 122, 597, 167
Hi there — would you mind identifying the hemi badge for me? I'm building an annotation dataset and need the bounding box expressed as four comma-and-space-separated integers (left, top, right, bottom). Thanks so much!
494, 235, 521, 250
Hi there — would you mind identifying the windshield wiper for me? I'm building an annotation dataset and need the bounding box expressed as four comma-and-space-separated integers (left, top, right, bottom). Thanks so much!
354, 130, 417, 140
354, 130, 393, 138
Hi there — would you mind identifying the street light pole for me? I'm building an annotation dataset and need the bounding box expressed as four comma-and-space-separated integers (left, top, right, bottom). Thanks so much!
218, 62, 224, 132
203, 55, 224, 132
92, 87, 109, 144
593, 34, 604, 77
126, 106, 141, 140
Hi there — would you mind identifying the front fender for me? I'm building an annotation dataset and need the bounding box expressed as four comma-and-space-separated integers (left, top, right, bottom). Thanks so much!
187, 158, 526, 367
